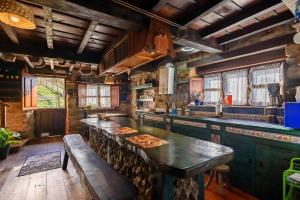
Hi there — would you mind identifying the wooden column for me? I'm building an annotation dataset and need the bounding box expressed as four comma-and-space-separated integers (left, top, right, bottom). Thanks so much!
0, 101, 11, 127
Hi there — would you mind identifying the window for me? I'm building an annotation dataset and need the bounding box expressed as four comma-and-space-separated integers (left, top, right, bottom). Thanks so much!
204, 74, 221, 104
37, 77, 65, 108
249, 63, 282, 106
78, 84, 119, 108
86, 85, 98, 107
223, 69, 248, 105
99, 85, 111, 108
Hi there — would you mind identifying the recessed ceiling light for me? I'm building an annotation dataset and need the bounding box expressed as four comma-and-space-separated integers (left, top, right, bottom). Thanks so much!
180, 46, 197, 52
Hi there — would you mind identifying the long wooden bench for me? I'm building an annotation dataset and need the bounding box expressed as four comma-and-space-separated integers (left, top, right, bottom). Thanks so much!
62, 134, 137, 200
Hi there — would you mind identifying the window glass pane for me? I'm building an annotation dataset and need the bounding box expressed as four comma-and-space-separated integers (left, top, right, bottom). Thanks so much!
100, 85, 110, 96
204, 74, 221, 104
87, 85, 97, 96
86, 97, 98, 107
223, 69, 248, 105
250, 63, 282, 106
100, 97, 111, 108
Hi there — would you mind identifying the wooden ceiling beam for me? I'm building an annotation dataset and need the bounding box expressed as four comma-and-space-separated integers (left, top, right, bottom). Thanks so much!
22, 0, 145, 31
77, 21, 98, 54
49, 59, 54, 70
217, 11, 294, 45
0, 23, 19, 44
196, 48, 286, 75
179, 0, 229, 27
43, 6, 54, 49
201, 0, 285, 39
0, 38, 100, 63
188, 33, 293, 68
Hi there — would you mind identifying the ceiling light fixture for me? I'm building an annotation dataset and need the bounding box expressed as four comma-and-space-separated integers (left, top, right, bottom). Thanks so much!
180, 46, 197, 52
0, 0, 36, 29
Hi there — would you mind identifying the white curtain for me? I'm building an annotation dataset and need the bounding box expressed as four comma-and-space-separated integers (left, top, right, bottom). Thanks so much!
86, 85, 98, 107
249, 63, 282, 106
99, 85, 111, 108
223, 69, 248, 105
204, 74, 221, 104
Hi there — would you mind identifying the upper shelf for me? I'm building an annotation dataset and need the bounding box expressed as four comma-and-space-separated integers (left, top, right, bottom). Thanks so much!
132, 83, 154, 90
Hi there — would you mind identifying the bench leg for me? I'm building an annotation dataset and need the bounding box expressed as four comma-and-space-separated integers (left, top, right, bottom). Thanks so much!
62, 150, 69, 170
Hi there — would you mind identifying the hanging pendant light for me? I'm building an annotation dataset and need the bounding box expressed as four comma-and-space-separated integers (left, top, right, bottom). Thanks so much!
0, 0, 36, 29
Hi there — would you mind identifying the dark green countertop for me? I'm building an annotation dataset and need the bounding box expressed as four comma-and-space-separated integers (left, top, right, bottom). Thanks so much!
81, 117, 234, 178
136, 111, 300, 135
170, 115, 300, 135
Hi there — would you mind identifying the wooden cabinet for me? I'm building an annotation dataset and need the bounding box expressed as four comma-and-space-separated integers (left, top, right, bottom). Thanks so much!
159, 64, 174, 94
22, 73, 37, 110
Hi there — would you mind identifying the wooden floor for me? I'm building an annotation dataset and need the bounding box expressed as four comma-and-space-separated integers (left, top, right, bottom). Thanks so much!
0, 137, 257, 200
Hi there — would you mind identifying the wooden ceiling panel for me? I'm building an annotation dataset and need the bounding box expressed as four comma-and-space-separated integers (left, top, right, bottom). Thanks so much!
213, 1, 242, 17
156, 4, 181, 19
52, 36, 80, 46
168, 0, 195, 12
90, 32, 115, 42
27, 3, 89, 29
34, 17, 85, 36
89, 39, 109, 45
201, 12, 223, 24
95, 25, 123, 36
52, 11, 89, 29
87, 43, 105, 49
256, 10, 277, 21
232, 0, 260, 8
190, 20, 211, 30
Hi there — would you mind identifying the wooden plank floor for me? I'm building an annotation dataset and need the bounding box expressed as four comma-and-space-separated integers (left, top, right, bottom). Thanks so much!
0, 137, 257, 200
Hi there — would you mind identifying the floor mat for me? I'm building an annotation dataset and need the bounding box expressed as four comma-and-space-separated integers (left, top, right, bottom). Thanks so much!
18, 151, 61, 176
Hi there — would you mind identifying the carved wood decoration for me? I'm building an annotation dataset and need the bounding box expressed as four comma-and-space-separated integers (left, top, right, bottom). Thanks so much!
43, 6, 53, 49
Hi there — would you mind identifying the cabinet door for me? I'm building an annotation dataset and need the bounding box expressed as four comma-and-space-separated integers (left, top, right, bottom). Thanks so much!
224, 134, 255, 194
171, 123, 210, 141
255, 144, 299, 200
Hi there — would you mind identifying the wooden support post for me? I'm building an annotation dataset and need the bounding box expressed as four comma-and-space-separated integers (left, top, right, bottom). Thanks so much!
0, 101, 11, 128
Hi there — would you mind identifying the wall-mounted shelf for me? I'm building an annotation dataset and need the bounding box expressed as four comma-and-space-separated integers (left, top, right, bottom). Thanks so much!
136, 98, 154, 102
133, 83, 154, 90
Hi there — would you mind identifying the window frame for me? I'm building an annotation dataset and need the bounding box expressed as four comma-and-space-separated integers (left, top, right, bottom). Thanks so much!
203, 73, 222, 105
77, 84, 119, 109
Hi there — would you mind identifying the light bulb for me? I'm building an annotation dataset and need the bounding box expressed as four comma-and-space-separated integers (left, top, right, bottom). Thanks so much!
10, 15, 20, 23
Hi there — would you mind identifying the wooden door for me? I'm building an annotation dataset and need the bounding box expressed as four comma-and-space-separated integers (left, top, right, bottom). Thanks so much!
34, 108, 66, 137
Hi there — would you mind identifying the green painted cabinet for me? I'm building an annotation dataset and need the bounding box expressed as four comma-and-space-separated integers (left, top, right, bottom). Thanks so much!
223, 133, 256, 194
255, 143, 299, 200
171, 123, 211, 141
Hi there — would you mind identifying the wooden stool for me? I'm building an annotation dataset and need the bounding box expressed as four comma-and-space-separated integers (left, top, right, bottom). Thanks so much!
205, 164, 231, 195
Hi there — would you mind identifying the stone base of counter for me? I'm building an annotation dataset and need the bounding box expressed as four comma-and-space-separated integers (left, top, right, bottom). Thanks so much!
89, 128, 203, 200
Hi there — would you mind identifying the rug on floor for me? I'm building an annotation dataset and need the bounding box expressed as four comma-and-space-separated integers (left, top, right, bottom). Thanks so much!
18, 151, 61, 176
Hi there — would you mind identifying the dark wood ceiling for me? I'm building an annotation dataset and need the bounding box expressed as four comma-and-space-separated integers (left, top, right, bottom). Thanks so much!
0, 0, 294, 70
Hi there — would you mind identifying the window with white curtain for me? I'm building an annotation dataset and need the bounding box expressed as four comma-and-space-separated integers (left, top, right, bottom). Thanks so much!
86, 85, 98, 107
99, 85, 111, 108
204, 74, 221, 104
249, 63, 282, 106
223, 69, 248, 105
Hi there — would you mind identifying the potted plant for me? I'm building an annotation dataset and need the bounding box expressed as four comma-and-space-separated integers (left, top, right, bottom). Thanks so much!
0, 128, 20, 160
